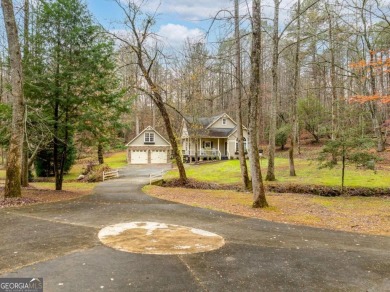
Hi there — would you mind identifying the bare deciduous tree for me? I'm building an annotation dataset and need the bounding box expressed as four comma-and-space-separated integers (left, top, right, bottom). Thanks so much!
249, 0, 268, 208
113, 0, 188, 183
235, 0, 250, 190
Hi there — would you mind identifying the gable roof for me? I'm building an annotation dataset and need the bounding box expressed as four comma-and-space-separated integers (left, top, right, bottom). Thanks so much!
205, 113, 237, 129
126, 126, 171, 146
182, 113, 243, 138
184, 113, 237, 128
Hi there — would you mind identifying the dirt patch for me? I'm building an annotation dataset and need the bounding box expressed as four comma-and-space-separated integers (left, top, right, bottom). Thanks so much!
0, 186, 91, 208
98, 222, 225, 255
144, 186, 390, 236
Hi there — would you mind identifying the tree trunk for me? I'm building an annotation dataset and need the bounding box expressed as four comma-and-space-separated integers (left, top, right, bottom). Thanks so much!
249, 0, 268, 208
156, 100, 187, 183
53, 100, 61, 190
327, 4, 338, 141
21, 138, 29, 186
341, 149, 345, 194
235, 0, 250, 190
21, 0, 30, 187
266, 0, 279, 181
194, 137, 199, 163
289, 0, 301, 177
360, 2, 385, 152
2, 0, 25, 198
98, 142, 104, 164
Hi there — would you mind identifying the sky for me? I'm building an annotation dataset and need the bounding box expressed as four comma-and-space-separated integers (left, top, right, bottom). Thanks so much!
85, 0, 235, 50
84, 0, 299, 52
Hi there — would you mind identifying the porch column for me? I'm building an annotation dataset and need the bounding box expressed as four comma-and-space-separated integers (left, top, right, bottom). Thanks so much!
217, 139, 220, 159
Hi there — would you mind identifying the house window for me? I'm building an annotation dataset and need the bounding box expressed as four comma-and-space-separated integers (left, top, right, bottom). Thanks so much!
222, 118, 227, 125
204, 141, 212, 149
144, 132, 155, 143
235, 138, 247, 153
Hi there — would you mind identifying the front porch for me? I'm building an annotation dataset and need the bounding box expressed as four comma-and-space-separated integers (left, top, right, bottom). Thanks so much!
182, 149, 224, 162
181, 137, 233, 162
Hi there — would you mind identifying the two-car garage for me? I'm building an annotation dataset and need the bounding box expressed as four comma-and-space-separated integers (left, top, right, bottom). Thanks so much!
130, 149, 169, 164
126, 126, 171, 165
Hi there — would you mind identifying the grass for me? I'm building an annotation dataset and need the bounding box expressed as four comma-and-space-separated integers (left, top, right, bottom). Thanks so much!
63, 151, 127, 181
30, 181, 97, 192
166, 158, 390, 188
104, 151, 127, 168
0, 151, 126, 192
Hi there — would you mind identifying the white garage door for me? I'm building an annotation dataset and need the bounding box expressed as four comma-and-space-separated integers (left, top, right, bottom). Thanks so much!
151, 150, 167, 164
131, 150, 148, 164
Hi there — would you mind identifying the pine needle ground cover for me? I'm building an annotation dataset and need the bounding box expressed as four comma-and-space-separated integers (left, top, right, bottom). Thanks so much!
150, 156, 390, 235
0, 151, 128, 207
144, 185, 390, 236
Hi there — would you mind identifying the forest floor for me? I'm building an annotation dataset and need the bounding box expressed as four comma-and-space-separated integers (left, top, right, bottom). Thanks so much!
0, 151, 128, 208
1, 143, 389, 236
144, 140, 390, 236
143, 185, 390, 236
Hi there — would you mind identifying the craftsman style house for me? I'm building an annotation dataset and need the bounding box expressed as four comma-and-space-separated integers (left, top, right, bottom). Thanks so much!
180, 113, 248, 161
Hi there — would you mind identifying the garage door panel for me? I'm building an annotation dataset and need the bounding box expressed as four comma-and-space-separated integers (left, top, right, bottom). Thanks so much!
151, 150, 167, 164
131, 150, 148, 164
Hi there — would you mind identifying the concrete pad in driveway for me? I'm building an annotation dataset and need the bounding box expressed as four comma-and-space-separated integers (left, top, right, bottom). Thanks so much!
0, 165, 389, 291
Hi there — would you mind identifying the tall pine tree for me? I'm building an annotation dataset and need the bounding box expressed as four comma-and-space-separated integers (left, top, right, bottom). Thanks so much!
27, 0, 122, 190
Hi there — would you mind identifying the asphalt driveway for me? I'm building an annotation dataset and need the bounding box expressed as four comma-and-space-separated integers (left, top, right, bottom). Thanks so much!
0, 165, 389, 291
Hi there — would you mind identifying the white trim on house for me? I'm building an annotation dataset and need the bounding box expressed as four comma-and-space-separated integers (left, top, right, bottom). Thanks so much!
206, 113, 237, 129
227, 126, 248, 138
126, 126, 171, 147
144, 132, 155, 143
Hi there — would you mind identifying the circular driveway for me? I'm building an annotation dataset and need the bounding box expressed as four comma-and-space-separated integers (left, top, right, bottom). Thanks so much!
0, 165, 389, 291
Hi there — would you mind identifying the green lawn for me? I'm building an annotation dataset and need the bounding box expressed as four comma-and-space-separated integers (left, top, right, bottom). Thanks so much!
165, 158, 390, 188
104, 151, 127, 168
30, 181, 97, 192
64, 151, 127, 181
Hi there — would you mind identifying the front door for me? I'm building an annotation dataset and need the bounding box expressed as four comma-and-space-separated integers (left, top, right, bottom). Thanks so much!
224, 142, 227, 156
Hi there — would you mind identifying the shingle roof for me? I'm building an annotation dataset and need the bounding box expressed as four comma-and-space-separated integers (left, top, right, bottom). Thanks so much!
188, 127, 236, 138
186, 113, 224, 128
184, 113, 237, 138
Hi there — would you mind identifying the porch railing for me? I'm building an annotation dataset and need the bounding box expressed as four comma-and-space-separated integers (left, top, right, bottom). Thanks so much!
183, 149, 221, 160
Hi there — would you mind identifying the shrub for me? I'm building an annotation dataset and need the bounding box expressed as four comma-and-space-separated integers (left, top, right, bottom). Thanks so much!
276, 125, 291, 150
35, 142, 77, 177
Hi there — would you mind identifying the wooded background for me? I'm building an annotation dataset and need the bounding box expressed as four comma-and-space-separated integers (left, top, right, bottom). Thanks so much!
1, 0, 389, 202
